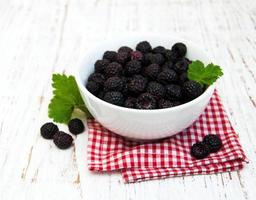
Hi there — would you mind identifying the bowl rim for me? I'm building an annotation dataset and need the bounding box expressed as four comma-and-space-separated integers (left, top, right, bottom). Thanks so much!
75, 34, 216, 114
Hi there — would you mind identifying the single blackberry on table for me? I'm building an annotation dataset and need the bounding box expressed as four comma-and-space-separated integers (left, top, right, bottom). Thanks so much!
144, 53, 165, 65
105, 62, 123, 77
152, 46, 166, 54
131, 51, 144, 62
124, 60, 142, 75
182, 80, 203, 100
173, 58, 189, 74
127, 75, 148, 95
116, 52, 130, 65
162, 61, 174, 71
157, 69, 178, 84
118, 46, 133, 54
103, 91, 124, 106
88, 73, 105, 86
136, 41, 152, 53
190, 142, 210, 159
86, 81, 100, 95
158, 99, 180, 109
40, 122, 59, 139
179, 72, 188, 85
104, 76, 124, 92
146, 81, 165, 99
54, 131, 73, 149
143, 63, 160, 80
135, 93, 157, 109
68, 118, 85, 135
165, 49, 179, 62
165, 84, 182, 101
203, 134, 222, 153
94, 59, 110, 73
124, 97, 137, 108
171, 42, 187, 57
103, 51, 117, 62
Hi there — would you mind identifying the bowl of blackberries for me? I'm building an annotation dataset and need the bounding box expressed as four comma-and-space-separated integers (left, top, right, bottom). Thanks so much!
76, 35, 220, 140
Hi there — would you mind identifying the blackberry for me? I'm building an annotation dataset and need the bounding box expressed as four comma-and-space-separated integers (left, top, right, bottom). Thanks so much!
165, 84, 182, 101
165, 49, 179, 62
173, 58, 189, 74
124, 60, 142, 75
94, 59, 110, 73
171, 42, 187, 57
158, 99, 180, 109
118, 46, 133, 54
136, 93, 157, 109
121, 76, 129, 96
182, 80, 203, 100
144, 53, 165, 65
143, 63, 160, 79
150, 53, 165, 65
104, 76, 123, 92
162, 61, 174, 71
53, 131, 73, 149
143, 53, 153, 65
40, 122, 59, 139
146, 81, 165, 99
136, 41, 152, 53
105, 62, 123, 77
97, 91, 104, 99
203, 134, 222, 153
88, 73, 105, 86
179, 72, 188, 85
131, 51, 144, 62
157, 69, 178, 84
124, 97, 137, 108
190, 142, 210, 159
103, 91, 124, 106
86, 81, 100, 95
103, 51, 117, 62
152, 46, 166, 54
116, 52, 130, 65
68, 118, 85, 135
127, 75, 148, 95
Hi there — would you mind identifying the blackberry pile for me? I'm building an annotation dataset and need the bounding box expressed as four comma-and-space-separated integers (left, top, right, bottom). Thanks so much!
191, 134, 222, 159
86, 41, 204, 109
40, 118, 85, 150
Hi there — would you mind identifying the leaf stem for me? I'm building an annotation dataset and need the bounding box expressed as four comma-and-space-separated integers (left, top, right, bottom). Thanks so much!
76, 104, 88, 113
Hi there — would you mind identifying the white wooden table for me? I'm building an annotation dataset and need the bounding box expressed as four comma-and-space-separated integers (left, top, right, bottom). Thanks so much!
0, 0, 256, 199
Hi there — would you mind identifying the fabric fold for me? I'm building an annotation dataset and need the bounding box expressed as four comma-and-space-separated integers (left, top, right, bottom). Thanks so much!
87, 91, 247, 183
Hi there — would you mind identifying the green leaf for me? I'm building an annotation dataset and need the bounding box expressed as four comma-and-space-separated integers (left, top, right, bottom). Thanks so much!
48, 74, 91, 123
187, 60, 223, 86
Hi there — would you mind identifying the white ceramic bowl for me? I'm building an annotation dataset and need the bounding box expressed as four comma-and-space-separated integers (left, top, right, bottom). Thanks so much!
76, 34, 215, 140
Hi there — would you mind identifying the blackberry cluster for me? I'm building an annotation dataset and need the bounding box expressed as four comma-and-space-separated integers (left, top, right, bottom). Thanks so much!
86, 41, 205, 109
40, 118, 85, 150
191, 134, 222, 159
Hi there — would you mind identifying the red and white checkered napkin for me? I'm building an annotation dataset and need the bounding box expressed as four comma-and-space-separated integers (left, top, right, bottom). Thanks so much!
87, 91, 247, 183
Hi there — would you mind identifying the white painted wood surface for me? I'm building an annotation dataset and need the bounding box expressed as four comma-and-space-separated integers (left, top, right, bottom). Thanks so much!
0, 0, 256, 199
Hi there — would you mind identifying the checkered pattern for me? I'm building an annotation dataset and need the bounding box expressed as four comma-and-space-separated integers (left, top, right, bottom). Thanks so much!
87, 91, 247, 183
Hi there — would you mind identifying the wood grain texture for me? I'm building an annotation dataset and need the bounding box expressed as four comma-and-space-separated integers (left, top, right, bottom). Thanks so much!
0, 0, 256, 199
